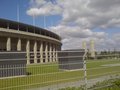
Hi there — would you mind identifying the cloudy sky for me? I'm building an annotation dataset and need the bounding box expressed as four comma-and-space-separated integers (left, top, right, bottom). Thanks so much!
0, 0, 120, 50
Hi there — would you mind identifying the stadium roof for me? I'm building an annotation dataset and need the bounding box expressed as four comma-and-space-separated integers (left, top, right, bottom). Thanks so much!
0, 18, 61, 40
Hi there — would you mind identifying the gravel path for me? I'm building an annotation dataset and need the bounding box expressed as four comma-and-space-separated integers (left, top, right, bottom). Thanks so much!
102, 63, 120, 67
28, 74, 120, 90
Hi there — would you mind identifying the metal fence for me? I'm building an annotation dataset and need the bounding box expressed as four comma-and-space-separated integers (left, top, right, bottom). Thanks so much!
0, 51, 120, 90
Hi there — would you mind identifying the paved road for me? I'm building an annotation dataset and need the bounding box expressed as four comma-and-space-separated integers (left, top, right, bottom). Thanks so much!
28, 75, 120, 90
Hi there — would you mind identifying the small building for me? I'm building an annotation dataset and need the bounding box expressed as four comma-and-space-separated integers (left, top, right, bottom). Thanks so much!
58, 49, 86, 70
0, 52, 26, 78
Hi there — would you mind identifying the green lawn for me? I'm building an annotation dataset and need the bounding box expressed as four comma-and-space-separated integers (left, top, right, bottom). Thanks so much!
0, 59, 120, 90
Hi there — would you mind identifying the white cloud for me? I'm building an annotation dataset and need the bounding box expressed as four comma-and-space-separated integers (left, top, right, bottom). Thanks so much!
27, 0, 120, 50
50, 25, 94, 39
88, 0, 120, 12
50, 25, 107, 50
27, 0, 63, 16
58, 0, 120, 29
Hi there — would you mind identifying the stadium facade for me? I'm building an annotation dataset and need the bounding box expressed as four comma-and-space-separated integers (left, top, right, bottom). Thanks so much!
0, 18, 62, 64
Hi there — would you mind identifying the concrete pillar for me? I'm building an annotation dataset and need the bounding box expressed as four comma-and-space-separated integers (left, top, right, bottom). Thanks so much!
17, 38, 21, 51
55, 45, 58, 62
6, 37, 11, 51
53, 44, 56, 62
40, 41, 43, 63
90, 40, 95, 58
82, 41, 87, 52
45, 42, 48, 63
26, 40, 30, 64
34, 41, 37, 64
7, 23, 9, 29
51, 44, 53, 62
49, 43, 52, 62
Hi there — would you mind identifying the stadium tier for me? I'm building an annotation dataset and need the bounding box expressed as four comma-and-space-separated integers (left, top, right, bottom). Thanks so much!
0, 18, 62, 64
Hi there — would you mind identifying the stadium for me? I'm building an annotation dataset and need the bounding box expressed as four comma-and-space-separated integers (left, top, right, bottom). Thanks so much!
0, 18, 62, 64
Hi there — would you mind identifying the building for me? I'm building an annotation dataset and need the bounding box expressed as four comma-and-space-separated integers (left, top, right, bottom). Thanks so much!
0, 18, 62, 64
58, 49, 86, 70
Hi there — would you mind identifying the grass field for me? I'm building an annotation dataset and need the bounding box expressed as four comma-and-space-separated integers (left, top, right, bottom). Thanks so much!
0, 59, 120, 90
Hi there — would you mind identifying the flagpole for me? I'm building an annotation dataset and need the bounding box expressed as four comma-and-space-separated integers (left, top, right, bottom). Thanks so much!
33, 15, 35, 26
51, 16, 53, 27
32, 15, 36, 33
17, 5, 19, 22
43, 15, 46, 29
17, 5, 20, 30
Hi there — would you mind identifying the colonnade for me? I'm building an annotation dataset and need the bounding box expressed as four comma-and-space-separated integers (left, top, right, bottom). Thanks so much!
6, 37, 59, 64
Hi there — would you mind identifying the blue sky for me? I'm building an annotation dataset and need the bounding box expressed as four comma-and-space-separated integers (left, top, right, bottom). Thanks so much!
0, 0, 120, 50
0, 0, 62, 28
0, 0, 29, 23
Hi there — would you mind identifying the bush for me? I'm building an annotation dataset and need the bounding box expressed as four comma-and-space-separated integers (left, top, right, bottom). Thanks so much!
113, 79, 120, 88
89, 78, 120, 90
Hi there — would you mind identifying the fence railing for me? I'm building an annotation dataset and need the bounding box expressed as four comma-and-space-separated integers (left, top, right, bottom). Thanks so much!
0, 51, 120, 90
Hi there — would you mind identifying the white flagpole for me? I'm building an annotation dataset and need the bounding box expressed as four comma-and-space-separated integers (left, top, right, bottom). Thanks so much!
17, 5, 19, 22
51, 16, 53, 27
17, 5, 20, 30
44, 15, 46, 29
32, 15, 36, 33
33, 15, 35, 26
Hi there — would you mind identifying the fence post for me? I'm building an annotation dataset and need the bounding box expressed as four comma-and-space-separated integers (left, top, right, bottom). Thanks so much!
83, 50, 88, 90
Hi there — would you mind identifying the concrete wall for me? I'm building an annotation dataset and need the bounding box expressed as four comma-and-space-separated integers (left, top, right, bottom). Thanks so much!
0, 52, 26, 77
